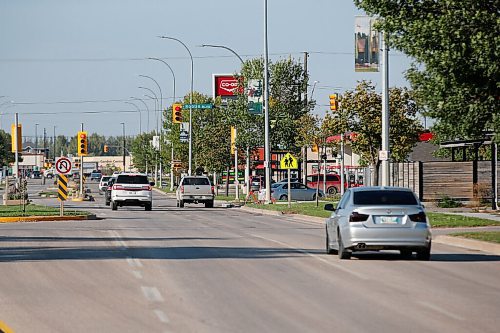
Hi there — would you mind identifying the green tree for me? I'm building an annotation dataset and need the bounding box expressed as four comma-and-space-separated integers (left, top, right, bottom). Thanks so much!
0, 130, 14, 166
322, 81, 423, 185
355, 0, 500, 141
229, 57, 311, 155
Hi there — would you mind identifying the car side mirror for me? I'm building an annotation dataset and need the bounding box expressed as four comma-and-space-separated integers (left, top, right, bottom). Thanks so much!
150, 181, 155, 186
324, 203, 335, 211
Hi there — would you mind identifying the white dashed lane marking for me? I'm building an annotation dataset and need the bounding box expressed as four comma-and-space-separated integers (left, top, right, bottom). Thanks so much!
154, 309, 170, 323
132, 270, 143, 279
126, 257, 143, 268
141, 286, 165, 303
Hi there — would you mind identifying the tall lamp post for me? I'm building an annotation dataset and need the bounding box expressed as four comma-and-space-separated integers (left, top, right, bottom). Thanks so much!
139, 86, 160, 133
130, 97, 150, 132
35, 123, 39, 171
53, 126, 56, 160
199, 44, 245, 200
148, 57, 177, 191
158, 35, 194, 176
140, 88, 160, 185
139, 74, 164, 188
120, 122, 126, 171
124, 101, 142, 134
139, 75, 163, 131
263, 0, 272, 203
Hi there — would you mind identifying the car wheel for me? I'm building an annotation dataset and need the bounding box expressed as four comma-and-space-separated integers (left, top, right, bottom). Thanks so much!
400, 249, 413, 258
179, 200, 184, 208
338, 231, 351, 259
327, 186, 337, 196
145, 203, 152, 211
416, 243, 431, 261
279, 195, 288, 201
205, 201, 214, 208
326, 229, 337, 255
111, 201, 117, 211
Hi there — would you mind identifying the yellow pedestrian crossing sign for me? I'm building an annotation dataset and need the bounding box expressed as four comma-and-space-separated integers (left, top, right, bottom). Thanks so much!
280, 153, 298, 169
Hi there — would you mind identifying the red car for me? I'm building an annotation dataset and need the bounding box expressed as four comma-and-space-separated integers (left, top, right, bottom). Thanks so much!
307, 174, 347, 196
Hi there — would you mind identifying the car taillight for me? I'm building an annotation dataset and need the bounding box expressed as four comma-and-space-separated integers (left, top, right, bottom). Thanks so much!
113, 184, 124, 190
180, 185, 184, 194
142, 185, 152, 191
409, 211, 427, 223
349, 212, 369, 222
211, 186, 215, 195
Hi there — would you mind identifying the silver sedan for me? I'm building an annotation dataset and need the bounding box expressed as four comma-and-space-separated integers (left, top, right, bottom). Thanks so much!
271, 182, 324, 201
325, 186, 432, 260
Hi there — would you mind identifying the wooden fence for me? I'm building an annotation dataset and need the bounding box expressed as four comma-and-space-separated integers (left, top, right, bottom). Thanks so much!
388, 161, 498, 202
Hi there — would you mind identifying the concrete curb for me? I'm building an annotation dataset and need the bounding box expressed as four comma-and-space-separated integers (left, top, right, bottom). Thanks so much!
434, 235, 500, 255
0, 214, 97, 223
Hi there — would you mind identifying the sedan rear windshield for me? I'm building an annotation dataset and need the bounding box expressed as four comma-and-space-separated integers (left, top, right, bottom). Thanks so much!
183, 177, 210, 186
353, 190, 418, 205
116, 175, 149, 184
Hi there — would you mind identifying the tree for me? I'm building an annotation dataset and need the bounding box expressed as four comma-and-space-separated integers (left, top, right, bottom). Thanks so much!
130, 132, 156, 173
229, 57, 311, 155
355, 0, 500, 141
0, 130, 14, 167
322, 81, 423, 185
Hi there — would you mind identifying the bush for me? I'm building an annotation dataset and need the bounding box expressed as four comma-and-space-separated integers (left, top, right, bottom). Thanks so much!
437, 195, 463, 208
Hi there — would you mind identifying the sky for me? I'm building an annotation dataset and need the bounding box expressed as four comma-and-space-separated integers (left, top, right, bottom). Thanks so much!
0, 0, 413, 138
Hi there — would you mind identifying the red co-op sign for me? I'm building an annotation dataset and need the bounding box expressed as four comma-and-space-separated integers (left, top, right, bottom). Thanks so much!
214, 75, 243, 97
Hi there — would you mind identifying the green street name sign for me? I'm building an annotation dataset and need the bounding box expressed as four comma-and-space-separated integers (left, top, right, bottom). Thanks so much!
183, 103, 213, 109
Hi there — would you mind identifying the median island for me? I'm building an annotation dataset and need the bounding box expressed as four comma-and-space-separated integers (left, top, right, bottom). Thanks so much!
0, 204, 94, 222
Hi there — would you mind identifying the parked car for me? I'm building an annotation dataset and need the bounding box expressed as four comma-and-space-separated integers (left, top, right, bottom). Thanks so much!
271, 182, 324, 201
90, 171, 102, 181
276, 177, 300, 184
104, 176, 117, 206
99, 176, 111, 193
325, 186, 432, 260
307, 174, 345, 196
110, 173, 154, 211
176, 176, 215, 208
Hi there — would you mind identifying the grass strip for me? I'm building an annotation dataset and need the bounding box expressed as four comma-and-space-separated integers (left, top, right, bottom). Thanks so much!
0, 204, 89, 217
449, 231, 500, 244
246, 203, 500, 227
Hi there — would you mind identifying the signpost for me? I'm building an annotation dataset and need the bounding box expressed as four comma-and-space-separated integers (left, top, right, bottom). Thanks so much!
55, 157, 72, 216
280, 153, 298, 208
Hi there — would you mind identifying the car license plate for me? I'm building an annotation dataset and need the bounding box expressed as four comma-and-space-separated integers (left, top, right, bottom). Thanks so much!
375, 216, 402, 224
129, 191, 136, 195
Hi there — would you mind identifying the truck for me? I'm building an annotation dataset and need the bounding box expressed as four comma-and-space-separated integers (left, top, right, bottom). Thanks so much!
175, 176, 215, 208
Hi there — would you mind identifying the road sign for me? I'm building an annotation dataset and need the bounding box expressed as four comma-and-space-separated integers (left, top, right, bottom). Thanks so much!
280, 153, 298, 169
183, 103, 213, 109
58, 174, 68, 201
55, 157, 72, 175
180, 122, 189, 143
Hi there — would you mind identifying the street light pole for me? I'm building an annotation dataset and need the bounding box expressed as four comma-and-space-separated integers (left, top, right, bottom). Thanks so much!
148, 57, 177, 191
130, 97, 150, 132
381, 32, 390, 186
121, 122, 126, 172
35, 123, 39, 171
124, 101, 142, 134
138, 86, 160, 133
142, 90, 160, 185
159, 35, 194, 176
263, 0, 272, 203
199, 43, 245, 199
53, 126, 56, 160
139, 75, 163, 132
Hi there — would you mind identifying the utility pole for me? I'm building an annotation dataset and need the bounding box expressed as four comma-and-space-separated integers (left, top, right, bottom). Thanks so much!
121, 122, 126, 172
53, 126, 56, 160
14, 113, 19, 179
381, 32, 390, 186
43, 128, 47, 162
303, 51, 309, 185
79, 123, 84, 198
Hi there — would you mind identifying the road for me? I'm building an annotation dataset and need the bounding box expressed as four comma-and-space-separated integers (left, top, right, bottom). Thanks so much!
0, 179, 499, 333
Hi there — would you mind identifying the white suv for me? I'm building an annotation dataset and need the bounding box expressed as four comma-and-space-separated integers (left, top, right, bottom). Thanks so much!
110, 173, 153, 211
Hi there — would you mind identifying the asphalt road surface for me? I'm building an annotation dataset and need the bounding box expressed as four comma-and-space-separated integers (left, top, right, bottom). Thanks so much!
0, 179, 499, 333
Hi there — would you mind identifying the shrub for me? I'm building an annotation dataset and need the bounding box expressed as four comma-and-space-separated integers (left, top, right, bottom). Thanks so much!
437, 195, 463, 208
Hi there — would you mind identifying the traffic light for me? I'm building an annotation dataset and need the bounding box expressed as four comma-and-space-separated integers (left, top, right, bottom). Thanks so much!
77, 131, 88, 156
172, 103, 183, 123
172, 161, 182, 169
329, 94, 338, 111
74, 159, 80, 169
104, 145, 109, 153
